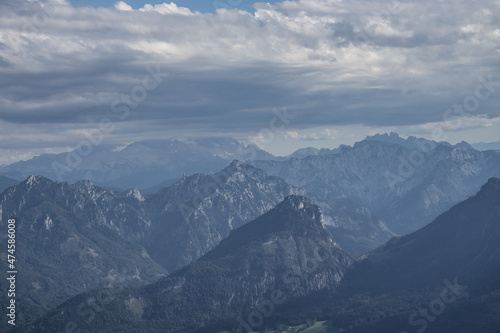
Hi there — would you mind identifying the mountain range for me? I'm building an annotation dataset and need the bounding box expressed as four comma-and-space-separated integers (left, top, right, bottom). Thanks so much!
0, 175, 167, 327
2, 133, 498, 237
0, 138, 275, 190
30, 195, 355, 332
0, 175, 18, 193
471, 140, 500, 151
251, 134, 500, 234
27, 178, 500, 332
2, 133, 500, 332
0, 161, 392, 329
3, 133, 497, 194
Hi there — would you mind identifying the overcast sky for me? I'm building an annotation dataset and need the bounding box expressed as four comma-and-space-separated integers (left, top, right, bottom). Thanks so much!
0, 0, 499, 164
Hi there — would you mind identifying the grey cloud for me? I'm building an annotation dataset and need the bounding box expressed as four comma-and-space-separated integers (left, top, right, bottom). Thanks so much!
0, 0, 499, 143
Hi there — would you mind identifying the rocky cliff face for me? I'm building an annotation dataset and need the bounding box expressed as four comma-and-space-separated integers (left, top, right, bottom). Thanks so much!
0, 161, 392, 329
0, 176, 167, 328
145, 160, 308, 271
33, 196, 354, 333
252, 137, 500, 234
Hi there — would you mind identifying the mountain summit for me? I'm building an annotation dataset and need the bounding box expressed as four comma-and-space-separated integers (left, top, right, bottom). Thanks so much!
202, 195, 328, 260
0, 176, 166, 328
34, 196, 353, 332
0, 138, 278, 189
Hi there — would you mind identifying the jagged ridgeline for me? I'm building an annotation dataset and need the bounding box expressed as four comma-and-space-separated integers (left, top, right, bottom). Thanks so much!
251, 135, 500, 234
28, 196, 354, 332
22, 179, 500, 332
1, 135, 499, 332
0, 161, 389, 330
0, 176, 168, 328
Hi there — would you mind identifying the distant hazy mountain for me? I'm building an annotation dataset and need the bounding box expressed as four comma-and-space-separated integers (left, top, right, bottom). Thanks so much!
471, 140, 500, 151
326, 177, 500, 332
145, 160, 393, 269
286, 146, 343, 159
140, 177, 179, 195
252, 134, 500, 234
0, 176, 167, 328
33, 196, 354, 332
0, 138, 276, 190
32, 180, 500, 332
346, 177, 500, 292
144, 160, 308, 271
321, 197, 394, 254
365, 132, 473, 150
277, 133, 471, 161
0, 175, 18, 193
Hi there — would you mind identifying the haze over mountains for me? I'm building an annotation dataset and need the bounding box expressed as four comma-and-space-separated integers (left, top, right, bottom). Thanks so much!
2, 133, 498, 193
34, 196, 354, 332
3, 0, 499, 331
346, 177, 500, 293
0, 138, 274, 190
0, 175, 168, 325
252, 134, 500, 234
0, 175, 18, 193
1, 133, 500, 332
0, 161, 387, 329
471, 140, 500, 152
27, 178, 500, 332
0, 159, 393, 329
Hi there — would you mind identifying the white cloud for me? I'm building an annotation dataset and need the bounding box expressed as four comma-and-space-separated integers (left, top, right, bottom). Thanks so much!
139, 3, 194, 16
410, 116, 500, 133
114, 1, 133, 11
285, 131, 300, 139
285, 128, 341, 141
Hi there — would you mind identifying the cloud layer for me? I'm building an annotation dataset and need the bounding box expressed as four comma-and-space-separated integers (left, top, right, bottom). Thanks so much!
0, 0, 499, 161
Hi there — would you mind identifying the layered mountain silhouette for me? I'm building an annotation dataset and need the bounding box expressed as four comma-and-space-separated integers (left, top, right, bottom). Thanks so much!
0, 176, 167, 327
346, 177, 500, 293
146, 160, 392, 271
28, 179, 500, 332
252, 134, 500, 234
2, 134, 500, 332
144, 160, 309, 271
0, 161, 391, 329
9, 178, 500, 332
274, 178, 500, 332
0, 138, 276, 190
0, 175, 18, 193
31, 196, 353, 332
2, 133, 497, 237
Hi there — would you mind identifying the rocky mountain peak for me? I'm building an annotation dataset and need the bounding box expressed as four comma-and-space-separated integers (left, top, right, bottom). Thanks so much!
17, 175, 53, 192
273, 195, 324, 231
475, 177, 500, 201
226, 159, 251, 172
202, 195, 329, 262
220, 160, 265, 183
124, 188, 145, 202
228, 158, 243, 166
480, 177, 500, 192
23, 174, 50, 186
72, 178, 95, 189
280, 194, 314, 211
